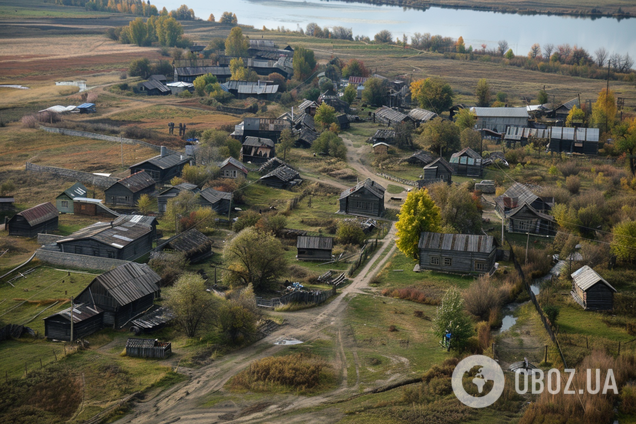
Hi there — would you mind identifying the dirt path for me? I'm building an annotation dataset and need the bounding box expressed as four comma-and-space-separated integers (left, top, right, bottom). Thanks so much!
118, 225, 398, 424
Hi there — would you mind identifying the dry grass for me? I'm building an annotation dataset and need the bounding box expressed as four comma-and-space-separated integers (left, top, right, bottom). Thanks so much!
381, 287, 441, 305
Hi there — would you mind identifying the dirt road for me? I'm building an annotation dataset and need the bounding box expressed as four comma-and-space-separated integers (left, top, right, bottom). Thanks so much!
118, 225, 398, 424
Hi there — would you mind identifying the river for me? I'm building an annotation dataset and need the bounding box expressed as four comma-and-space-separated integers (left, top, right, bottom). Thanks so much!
156, 0, 636, 61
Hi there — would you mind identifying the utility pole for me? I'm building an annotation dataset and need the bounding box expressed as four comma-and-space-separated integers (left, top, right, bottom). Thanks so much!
606, 59, 611, 132
501, 210, 505, 247
121, 135, 124, 167
70, 296, 74, 343
525, 232, 530, 264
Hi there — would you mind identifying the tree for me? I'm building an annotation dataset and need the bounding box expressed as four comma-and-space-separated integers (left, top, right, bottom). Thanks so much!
475, 78, 491, 107
164, 190, 201, 233
591, 88, 617, 133
319, 77, 334, 93
395, 188, 441, 260
314, 103, 337, 130
612, 220, 636, 263
497, 40, 509, 56
410, 78, 454, 114
614, 119, 636, 174
229, 57, 257, 81
267, 72, 287, 91
312, 131, 346, 159
528, 43, 541, 59
460, 128, 482, 151
128, 17, 148, 46
418, 117, 460, 156
565, 105, 585, 127
374, 30, 392, 43
432, 287, 473, 351
343, 84, 356, 105
136, 194, 153, 214
148, 252, 188, 287
207, 13, 215, 22
505, 49, 515, 59
225, 27, 248, 57
428, 182, 482, 234
538, 89, 549, 104
395, 122, 415, 149
164, 273, 220, 338
306, 22, 323, 37
455, 36, 466, 53
220, 11, 237, 25
128, 58, 151, 78
218, 300, 256, 345
193, 73, 218, 96
279, 128, 294, 160
543, 43, 554, 59
455, 108, 476, 131
594, 47, 608, 67
224, 227, 288, 291
292, 46, 316, 81
336, 221, 365, 245
362, 77, 387, 106
255, 214, 287, 238
342, 59, 369, 78
182, 164, 211, 186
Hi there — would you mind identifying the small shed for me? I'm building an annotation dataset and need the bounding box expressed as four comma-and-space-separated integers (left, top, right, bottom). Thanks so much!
370, 129, 396, 145
129, 148, 190, 184
571, 265, 616, 311
296, 236, 333, 261
0, 196, 15, 211
241, 136, 275, 164
73, 198, 119, 218
199, 188, 232, 215
56, 182, 88, 214
418, 232, 497, 274
259, 165, 302, 189
450, 147, 483, 177
373, 142, 390, 155
339, 179, 385, 217
44, 303, 104, 341
219, 157, 249, 179
295, 129, 318, 148
76, 103, 96, 114
105, 171, 156, 207
8, 202, 58, 237
374, 107, 410, 126
258, 157, 291, 175
126, 338, 172, 358
336, 114, 350, 130
163, 228, 212, 263
157, 183, 199, 213
401, 150, 436, 166
474, 180, 496, 194
417, 158, 453, 188
407, 108, 437, 126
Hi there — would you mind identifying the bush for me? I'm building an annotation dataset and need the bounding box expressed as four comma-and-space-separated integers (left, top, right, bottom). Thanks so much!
558, 160, 580, 176
565, 175, 581, 194
336, 221, 365, 245
381, 287, 440, 305
463, 276, 504, 321
543, 305, 560, 326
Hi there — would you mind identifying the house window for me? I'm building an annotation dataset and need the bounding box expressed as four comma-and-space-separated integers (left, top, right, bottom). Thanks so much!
443, 257, 452, 266
430, 256, 440, 266
517, 220, 533, 232
81, 204, 87, 211
475, 261, 488, 271
61, 200, 69, 208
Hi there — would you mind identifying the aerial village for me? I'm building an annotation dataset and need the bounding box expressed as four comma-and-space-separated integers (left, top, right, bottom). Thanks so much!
1, 5, 636, 424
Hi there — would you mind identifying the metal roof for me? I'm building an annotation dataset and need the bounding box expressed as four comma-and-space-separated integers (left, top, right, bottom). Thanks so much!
166, 81, 193, 88
237, 84, 279, 95
0, 196, 15, 203
243, 136, 275, 148
375, 107, 408, 123
56, 218, 151, 250
175, 66, 231, 77
348, 76, 368, 85
373, 142, 390, 148
340, 178, 385, 200
58, 182, 88, 200
39, 105, 76, 113
495, 183, 539, 211
249, 39, 277, 48
131, 153, 189, 170
44, 303, 103, 324
17, 202, 58, 226
92, 263, 160, 306
140, 79, 170, 93
408, 108, 437, 122
109, 171, 155, 193
220, 157, 249, 174
167, 228, 211, 253
113, 214, 157, 228
200, 187, 231, 205
371, 129, 396, 140
297, 236, 333, 250
73, 197, 103, 204
572, 265, 616, 292
418, 232, 495, 253
470, 107, 529, 118
77, 103, 95, 109
260, 165, 300, 182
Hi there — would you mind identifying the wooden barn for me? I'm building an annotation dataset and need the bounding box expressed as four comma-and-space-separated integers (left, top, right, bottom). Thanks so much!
8, 202, 58, 237
507, 203, 556, 236
125, 338, 172, 358
571, 265, 616, 311
199, 188, 232, 215
73, 198, 119, 218
174, 66, 232, 83
241, 137, 276, 164
75, 263, 161, 328
105, 171, 156, 207
417, 158, 453, 188
129, 148, 190, 184
370, 129, 396, 145
470, 107, 529, 132
401, 150, 436, 167
407, 108, 438, 127
162, 228, 212, 263
418, 232, 497, 275
44, 303, 104, 341
374, 107, 410, 126
219, 157, 249, 179
296, 236, 333, 261
56, 182, 88, 214
137, 79, 171, 96
259, 166, 302, 189
157, 183, 200, 214
295, 129, 318, 148
55, 217, 154, 261
450, 147, 484, 177
339, 179, 385, 217
547, 127, 600, 155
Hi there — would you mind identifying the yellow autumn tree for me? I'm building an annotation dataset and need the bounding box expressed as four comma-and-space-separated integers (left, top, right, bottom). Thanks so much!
592, 88, 617, 133
396, 188, 442, 260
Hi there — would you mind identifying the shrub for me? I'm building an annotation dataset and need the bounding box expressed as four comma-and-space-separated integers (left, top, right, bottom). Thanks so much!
381, 287, 440, 305
463, 276, 504, 321
336, 221, 365, 245
21, 114, 38, 128
557, 160, 580, 176
388, 325, 398, 332
543, 305, 560, 326
565, 175, 581, 194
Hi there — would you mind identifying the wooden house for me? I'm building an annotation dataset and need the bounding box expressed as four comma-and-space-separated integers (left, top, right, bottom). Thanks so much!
554, 98, 580, 122
339, 179, 385, 217
104, 171, 156, 207
8, 202, 58, 237
199, 188, 232, 215
418, 232, 497, 275
295, 128, 318, 148
219, 157, 249, 179
571, 265, 616, 311
241, 136, 275, 164
56, 182, 88, 214
157, 183, 200, 213
296, 236, 333, 261
259, 166, 302, 189
470, 107, 528, 132
506, 203, 556, 236
296, 100, 318, 116
373, 142, 390, 155
450, 147, 484, 177
374, 107, 410, 126
73, 198, 119, 218
237, 83, 279, 100
44, 303, 104, 341
407, 108, 437, 127
293, 113, 315, 132
401, 150, 436, 167
417, 158, 453, 188
129, 148, 190, 184
318, 91, 350, 113
241, 118, 290, 143
148, 74, 168, 83
163, 228, 212, 263
0, 196, 15, 211
495, 183, 553, 217
75, 262, 161, 328
125, 338, 172, 358
55, 216, 154, 261
336, 114, 350, 130
370, 129, 396, 145
137, 79, 171, 96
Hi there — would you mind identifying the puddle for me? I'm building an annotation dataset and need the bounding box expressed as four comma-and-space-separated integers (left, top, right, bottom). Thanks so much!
499, 315, 517, 333
56, 81, 87, 92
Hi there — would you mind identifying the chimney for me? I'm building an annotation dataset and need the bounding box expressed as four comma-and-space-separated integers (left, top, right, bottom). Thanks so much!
160, 146, 167, 158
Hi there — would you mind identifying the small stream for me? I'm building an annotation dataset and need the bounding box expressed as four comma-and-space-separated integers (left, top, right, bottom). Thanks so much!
498, 260, 566, 334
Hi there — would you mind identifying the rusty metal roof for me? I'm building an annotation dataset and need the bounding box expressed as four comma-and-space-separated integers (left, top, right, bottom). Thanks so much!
109, 171, 155, 193
297, 236, 333, 250
17, 202, 58, 226
418, 232, 496, 253
92, 263, 160, 306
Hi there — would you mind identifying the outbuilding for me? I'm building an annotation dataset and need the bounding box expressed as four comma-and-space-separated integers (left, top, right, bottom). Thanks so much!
44, 303, 104, 341
56, 182, 88, 214
73, 198, 119, 218
241, 136, 275, 164
129, 148, 190, 184
259, 165, 302, 189
470, 107, 528, 132
126, 338, 172, 358
373, 142, 390, 155
506, 203, 556, 236
8, 202, 58, 237
104, 171, 156, 207
137, 79, 171, 96
157, 183, 200, 214
296, 236, 333, 261
199, 188, 232, 215
450, 147, 483, 177
571, 265, 616, 311
417, 158, 453, 188
162, 228, 212, 263
418, 232, 497, 275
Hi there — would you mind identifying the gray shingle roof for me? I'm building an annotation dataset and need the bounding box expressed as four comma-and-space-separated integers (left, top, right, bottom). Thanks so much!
340, 178, 385, 200
402, 150, 436, 165
260, 165, 300, 182
418, 232, 495, 253
297, 236, 333, 250
407, 108, 437, 122
507, 203, 554, 222
200, 187, 231, 205
131, 154, 189, 170
220, 157, 249, 174
56, 217, 152, 250
495, 183, 539, 211
424, 157, 453, 174
140, 79, 170, 93
375, 107, 409, 123
243, 136, 275, 148
175, 66, 232, 77
451, 147, 481, 160
110, 171, 155, 193
572, 265, 616, 292
167, 228, 212, 253
45, 303, 103, 324
258, 157, 291, 174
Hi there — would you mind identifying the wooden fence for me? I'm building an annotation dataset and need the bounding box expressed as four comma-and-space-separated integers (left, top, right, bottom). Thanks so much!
256, 289, 333, 308
216, 104, 258, 115
376, 172, 417, 187
348, 239, 379, 277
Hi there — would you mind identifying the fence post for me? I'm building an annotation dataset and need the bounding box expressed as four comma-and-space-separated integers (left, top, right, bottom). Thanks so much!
544, 345, 548, 363
618, 341, 621, 356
